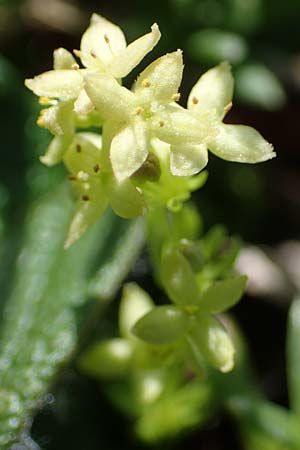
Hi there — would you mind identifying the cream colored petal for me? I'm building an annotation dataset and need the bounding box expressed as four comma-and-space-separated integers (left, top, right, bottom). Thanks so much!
209, 123, 276, 163
64, 183, 108, 248
80, 13, 126, 69
187, 62, 234, 121
40, 134, 73, 166
37, 105, 63, 135
170, 143, 208, 176
53, 48, 77, 70
25, 69, 83, 100
38, 101, 74, 136
110, 120, 148, 181
84, 73, 134, 122
134, 50, 183, 103
63, 132, 102, 176
152, 107, 211, 145
74, 89, 95, 115
109, 23, 161, 78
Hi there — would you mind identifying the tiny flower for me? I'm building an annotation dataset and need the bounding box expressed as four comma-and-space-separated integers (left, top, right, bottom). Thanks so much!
85, 51, 211, 181
25, 15, 161, 109
63, 133, 145, 248
25, 16, 161, 165
187, 62, 276, 164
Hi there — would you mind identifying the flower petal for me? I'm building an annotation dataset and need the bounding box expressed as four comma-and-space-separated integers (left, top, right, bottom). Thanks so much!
80, 13, 126, 69
37, 105, 63, 135
170, 143, 208, 176
152, 106, 212, 145
109, 23, 161, 78
134, 50, 183, 103
25, 69, 84, 100
63, 132, 102, 176
161, 245, 200, 306
40, 134, 73, 166
84, 73, 134, 122
110, 121, 148, 181
64, 183, 108, 248
187, 62, 234, 121
209, 123, 276, 163
53, 48, 77, 70
105, 176, 146, 218
37, 101, 74, 135
74, 89, 95, 115
39, 102, 74, 165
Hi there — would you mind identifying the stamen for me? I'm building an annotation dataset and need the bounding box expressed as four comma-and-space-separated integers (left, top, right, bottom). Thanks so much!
76, 144, 81, 153
142, 78, 151, 88
224, 102, 233, 113
71, 63, 80, 70
159, 121, 165, 127
135, 106, 144, 115
104, 34, 110, 44
77, 171, 89, 181
90, 50, 97, 58
82, 195, 90, 201
73, 49, 81, 58
172, 93, 181, 102
68, 175, 77, 181
192, 96, 199, 105
93, 164, 100, 173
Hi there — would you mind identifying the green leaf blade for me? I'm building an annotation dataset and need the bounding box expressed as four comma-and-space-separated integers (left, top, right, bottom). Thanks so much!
198, 275, 247, 313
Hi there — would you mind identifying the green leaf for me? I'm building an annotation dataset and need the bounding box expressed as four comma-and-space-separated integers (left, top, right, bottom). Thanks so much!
136, 381, 213, 443
119, 283, 154, 340
286, 297, 300, 416
190, 315, 235, 373
228, 398, 300, 448
0, 184, 116, 448
133, 306, 189, 345
78, 338, 132, 378
198, 275, 247, 313
161, 245, 200, 306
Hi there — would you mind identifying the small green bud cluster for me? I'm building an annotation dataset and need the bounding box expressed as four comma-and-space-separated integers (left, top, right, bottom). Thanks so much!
25, 13, 275, 248
79, 222, 247, 440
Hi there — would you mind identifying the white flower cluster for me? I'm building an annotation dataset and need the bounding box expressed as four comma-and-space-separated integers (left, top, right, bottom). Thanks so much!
25, 14, 275, 247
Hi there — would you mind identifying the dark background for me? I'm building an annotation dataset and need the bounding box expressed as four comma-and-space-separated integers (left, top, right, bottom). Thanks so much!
1, 0, 300, 448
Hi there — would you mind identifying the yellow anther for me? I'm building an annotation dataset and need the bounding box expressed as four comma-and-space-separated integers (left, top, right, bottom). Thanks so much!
135, 106, 144, 115
192, 96, 199, 105
224, 102, 233, 114
172, 93, 181, 102
73, 49, 81, 58
71, 63, 80, 70
39, 96, 52, 105
142, 79, 151, 88
104, 34, 110, 43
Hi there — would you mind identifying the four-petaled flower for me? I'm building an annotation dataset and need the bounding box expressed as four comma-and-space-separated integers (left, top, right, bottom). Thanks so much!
187, 62, 276, 165
85, 50, 212, 181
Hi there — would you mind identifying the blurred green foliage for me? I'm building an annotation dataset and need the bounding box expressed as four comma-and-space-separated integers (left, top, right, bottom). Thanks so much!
0, 0, 300, 449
